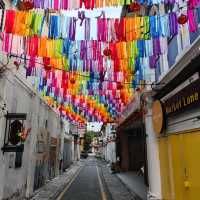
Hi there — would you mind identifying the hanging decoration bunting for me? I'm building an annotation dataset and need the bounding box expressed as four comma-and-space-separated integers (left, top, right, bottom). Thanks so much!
1, 0, 200, 125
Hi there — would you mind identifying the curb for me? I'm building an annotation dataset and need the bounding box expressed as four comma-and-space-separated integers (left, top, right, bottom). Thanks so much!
101, 161, 145, 200
99, 161, 139, 200
29, 162, 82, 200
98, 165, 114, 200
52, 165, 82, 200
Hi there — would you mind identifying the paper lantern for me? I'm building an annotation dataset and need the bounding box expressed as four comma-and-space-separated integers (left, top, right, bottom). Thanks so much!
130, 2, 141, 12
103, 48, 112, 57
70, 77, 76, 84
43, 57, 51, 71
44, 65, 51, 71
117, 82, 124, 90
136, 87, 141, 92
18, 0, 34, 10
178, 14, 188, 25
13, 60, 20, 70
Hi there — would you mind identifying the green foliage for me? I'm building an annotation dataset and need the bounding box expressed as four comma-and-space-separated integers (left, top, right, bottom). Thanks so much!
83, 131, 96, 151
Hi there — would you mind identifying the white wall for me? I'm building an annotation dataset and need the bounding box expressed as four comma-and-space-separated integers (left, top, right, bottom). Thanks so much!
0, 71, 36, 199
103, 124, 116, 163
0, 67, 69, 199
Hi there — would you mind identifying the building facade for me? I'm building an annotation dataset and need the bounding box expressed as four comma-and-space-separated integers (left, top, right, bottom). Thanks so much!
100, 123, 117, 163
144, 13, 200, 199
151, 49, 200, 199
0, 61, 73, 200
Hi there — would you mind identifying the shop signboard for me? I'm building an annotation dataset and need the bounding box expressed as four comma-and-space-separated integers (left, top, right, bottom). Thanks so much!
164, 78, 200, 115
152, 100, 165, 135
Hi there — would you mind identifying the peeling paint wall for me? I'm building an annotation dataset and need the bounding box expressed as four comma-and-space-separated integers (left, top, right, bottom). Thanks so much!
0, 69, 67, 199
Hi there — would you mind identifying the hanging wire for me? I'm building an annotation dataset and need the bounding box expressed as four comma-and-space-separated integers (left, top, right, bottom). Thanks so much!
6, 52, 165, 86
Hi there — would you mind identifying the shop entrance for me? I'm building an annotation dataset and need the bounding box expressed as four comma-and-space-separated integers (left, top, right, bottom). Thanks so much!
159, 130, 200, 200
128, 129, 145, 171
117, 126, 148, 186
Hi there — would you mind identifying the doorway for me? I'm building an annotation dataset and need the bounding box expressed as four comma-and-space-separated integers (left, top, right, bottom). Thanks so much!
159, 131, 200, 200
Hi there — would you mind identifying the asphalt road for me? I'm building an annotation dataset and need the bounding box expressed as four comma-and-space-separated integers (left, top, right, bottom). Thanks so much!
59, 157, 112, 200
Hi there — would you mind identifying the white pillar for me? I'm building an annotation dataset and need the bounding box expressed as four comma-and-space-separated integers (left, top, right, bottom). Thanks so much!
145, 106, 162, 199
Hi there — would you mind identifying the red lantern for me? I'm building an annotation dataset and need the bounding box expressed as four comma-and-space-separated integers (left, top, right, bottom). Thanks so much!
130, 2, 141, 12
44, 65, 51, 71
117, 82, 124, 90
178, 14, 188, 25
43, 57, 51, 71
70, 77, 76, 84
18, 0, 34, 10
136, 87, 141, 92
13, 60, 20, 70
103, 48, 112, 57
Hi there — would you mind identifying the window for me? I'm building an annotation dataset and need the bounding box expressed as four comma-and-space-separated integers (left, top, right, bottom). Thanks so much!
9, 120, 22, 145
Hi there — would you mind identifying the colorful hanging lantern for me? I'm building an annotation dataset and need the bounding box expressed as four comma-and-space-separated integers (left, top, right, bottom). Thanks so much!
130, 2, 141, 12
70, 77, 76, 84
103, 48, 112, 57
43, 57, 51, 71
18, 0, 34, 10
44, 65, 51, 71
178, 14, 188, 25
13, 60, 20, 70
136, 87, 141, 92
117, 82, 124, 90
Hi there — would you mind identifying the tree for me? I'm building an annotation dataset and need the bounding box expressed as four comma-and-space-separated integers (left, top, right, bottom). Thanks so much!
83, 131, 96, 151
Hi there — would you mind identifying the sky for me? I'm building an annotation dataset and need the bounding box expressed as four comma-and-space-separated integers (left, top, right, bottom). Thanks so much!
87, 122, 103, 132
62, 7, 122, 18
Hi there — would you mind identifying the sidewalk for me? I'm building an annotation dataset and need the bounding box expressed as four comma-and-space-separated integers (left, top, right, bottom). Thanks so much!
98, 159, 142, 200
117, 172, 148, 200
29, 161, 83, 200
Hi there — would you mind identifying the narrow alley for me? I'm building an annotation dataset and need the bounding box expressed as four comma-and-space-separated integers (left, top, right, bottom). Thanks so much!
1, 0, 200, 199
58, 158, 110, 200
31, 157, 140, 200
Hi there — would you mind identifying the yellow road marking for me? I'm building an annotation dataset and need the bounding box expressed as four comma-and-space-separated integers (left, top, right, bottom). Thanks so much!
96, 165, 107, 200
56, 166, 82, 200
